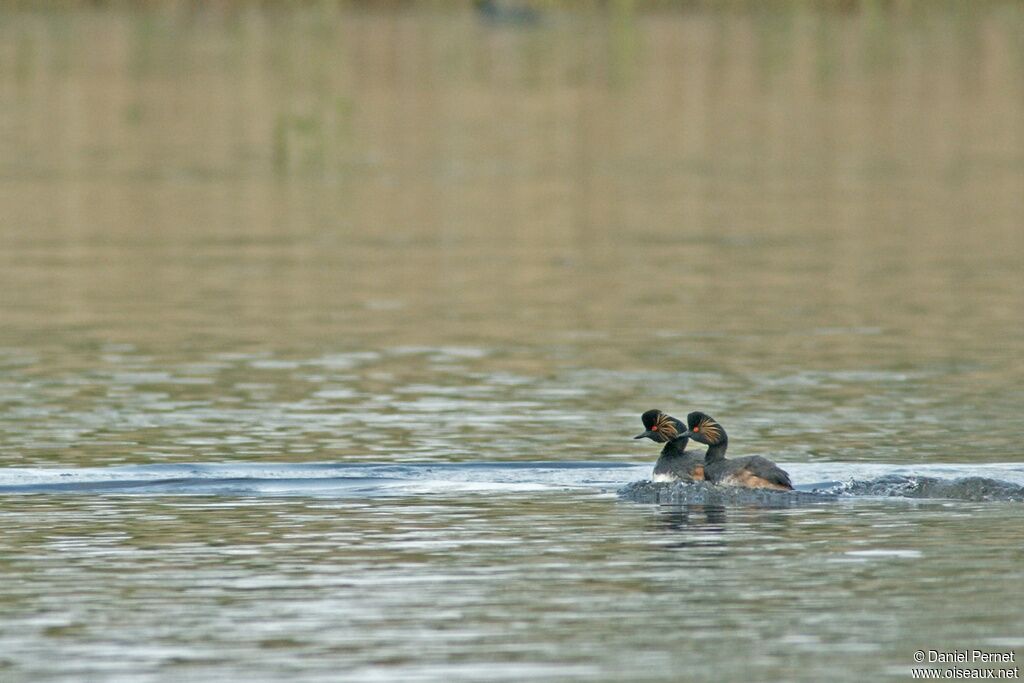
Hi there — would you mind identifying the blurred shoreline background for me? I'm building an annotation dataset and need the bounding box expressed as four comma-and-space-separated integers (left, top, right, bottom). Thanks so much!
3, 1, 1021, 349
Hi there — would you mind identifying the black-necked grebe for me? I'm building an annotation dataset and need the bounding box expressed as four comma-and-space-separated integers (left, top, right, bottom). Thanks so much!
634, 409, 705, 483
679, 411, 793, 490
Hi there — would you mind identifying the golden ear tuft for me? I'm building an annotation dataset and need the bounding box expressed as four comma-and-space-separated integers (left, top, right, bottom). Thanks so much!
655, 414, 678, 439
698, 417, 722, 443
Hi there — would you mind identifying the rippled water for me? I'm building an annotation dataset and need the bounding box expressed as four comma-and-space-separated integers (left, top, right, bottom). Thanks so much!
3, 469, 1024, 682
2, 3, 1023, 681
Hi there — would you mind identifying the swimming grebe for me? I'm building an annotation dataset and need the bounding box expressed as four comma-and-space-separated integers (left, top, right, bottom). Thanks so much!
634, 409, 705, 483
678, 411, 793, 490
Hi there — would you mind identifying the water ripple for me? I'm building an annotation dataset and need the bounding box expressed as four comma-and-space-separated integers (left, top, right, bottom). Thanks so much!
2, 461, 1023, 502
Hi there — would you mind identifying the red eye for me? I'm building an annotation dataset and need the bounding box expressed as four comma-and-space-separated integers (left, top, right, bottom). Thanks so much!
651, 425, 658, 431
693, 426, 700, 432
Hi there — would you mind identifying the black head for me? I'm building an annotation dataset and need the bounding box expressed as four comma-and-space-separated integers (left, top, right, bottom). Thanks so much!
634, 409, 684, 443
680, 411, 725, 446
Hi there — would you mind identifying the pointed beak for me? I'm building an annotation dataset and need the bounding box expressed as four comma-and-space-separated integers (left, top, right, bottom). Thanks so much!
634, 431, 653, 440
678, 430, 694, 439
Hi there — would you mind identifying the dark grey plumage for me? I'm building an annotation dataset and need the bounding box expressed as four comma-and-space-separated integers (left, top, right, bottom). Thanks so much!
652, 437, 706, 483
682, 411, 793, 491
705, 454, 793, 490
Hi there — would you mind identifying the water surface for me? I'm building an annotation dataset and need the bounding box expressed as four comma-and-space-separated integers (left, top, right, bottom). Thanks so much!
1, 3, 1022, 681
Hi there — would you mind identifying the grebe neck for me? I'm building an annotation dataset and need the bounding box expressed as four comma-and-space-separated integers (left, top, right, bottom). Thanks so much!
661, 437, 689, 456
703, 433, 728, 463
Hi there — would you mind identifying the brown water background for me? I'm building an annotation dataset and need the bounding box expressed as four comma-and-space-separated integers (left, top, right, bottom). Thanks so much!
0, 3, 1022, 681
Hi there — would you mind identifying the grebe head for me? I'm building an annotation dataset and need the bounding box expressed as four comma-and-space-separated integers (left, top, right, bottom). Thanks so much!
634, 409, 684, 443
680, 411, 725, 446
